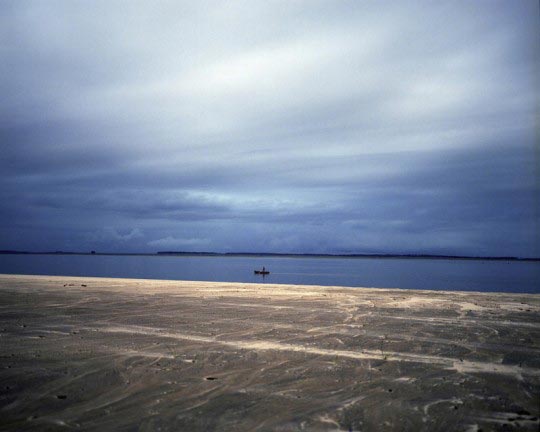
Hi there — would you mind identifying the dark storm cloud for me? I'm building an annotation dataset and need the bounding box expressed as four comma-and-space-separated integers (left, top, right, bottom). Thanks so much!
1, 1, 539, 255
26, 189, 231, 221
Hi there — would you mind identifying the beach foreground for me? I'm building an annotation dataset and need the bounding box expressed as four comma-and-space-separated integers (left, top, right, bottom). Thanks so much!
0, 274, 539, 431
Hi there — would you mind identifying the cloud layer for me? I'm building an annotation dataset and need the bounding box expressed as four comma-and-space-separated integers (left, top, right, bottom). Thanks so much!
1, 1, 539, 256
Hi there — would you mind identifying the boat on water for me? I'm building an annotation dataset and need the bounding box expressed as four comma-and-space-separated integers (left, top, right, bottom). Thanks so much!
254, 267, 270, 275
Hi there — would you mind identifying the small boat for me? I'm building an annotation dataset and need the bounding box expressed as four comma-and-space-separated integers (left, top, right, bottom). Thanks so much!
254, 269, 270, 275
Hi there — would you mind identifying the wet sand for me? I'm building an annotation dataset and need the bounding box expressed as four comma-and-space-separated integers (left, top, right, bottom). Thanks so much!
0, 274, 539, 431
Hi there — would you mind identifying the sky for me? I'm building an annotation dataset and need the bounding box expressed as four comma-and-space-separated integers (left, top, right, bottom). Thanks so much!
1, 1, 539, 257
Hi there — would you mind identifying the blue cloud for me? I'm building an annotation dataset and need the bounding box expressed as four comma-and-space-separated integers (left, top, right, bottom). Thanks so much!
1, 1, 539, 257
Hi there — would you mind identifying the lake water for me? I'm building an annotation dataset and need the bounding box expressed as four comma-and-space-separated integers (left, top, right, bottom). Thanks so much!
1, 254, 539, 293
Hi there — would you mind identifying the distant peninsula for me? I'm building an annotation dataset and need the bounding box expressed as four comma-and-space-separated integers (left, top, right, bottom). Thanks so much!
0, 250, 538, 261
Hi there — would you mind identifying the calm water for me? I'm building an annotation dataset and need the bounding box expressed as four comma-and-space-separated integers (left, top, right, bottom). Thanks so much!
0, 254, 538, 293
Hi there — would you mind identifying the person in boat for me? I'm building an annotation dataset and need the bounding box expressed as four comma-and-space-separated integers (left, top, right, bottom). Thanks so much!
262, 266, 265, 273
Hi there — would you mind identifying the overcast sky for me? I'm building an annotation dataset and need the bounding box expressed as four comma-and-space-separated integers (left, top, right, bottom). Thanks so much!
1, 1, 539, 256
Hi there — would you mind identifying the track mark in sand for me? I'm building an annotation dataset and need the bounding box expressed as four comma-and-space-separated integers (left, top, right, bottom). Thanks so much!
114, 349, 175, 360
206, 302, 301, 310
317, 414, 342, 428
423, 397, 462, 416
92, 324, 540, 377
473, 411, 539, 427
372, 314, 540, 329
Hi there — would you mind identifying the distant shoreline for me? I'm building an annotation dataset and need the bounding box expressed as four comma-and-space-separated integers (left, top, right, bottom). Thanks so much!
1, 250, 538, 262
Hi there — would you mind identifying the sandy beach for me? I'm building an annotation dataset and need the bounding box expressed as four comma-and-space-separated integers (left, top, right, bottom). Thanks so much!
0, 274, 539, 431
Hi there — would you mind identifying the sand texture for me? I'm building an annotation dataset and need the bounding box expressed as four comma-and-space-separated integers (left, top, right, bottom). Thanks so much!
0, 274, 539, 431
